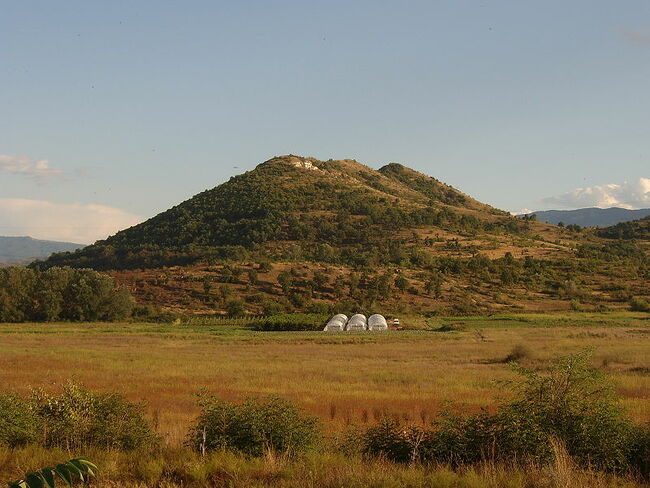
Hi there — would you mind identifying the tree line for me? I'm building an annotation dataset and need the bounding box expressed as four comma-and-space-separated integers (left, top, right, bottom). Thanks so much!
0, 267, 134, 322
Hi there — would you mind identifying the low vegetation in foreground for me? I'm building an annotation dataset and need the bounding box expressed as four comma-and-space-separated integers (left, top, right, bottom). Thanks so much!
1, 349, 650, 487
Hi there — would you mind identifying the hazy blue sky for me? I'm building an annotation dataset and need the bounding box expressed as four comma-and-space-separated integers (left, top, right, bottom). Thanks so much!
2, 1, 649, 242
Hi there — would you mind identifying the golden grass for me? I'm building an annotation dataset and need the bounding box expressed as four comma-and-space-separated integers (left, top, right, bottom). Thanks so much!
1, 313, 649, 448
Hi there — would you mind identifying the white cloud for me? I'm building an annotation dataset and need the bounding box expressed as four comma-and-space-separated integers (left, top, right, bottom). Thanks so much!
541, 177, 650, 210
0, 199, 143, 244
0, 154, 64, 180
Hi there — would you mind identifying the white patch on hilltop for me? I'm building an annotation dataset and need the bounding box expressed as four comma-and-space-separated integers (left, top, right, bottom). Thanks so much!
292, 160, 319, 171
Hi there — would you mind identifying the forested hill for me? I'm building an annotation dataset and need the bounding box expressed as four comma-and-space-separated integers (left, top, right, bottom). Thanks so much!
33, 155, 650, 315
0, 236, 84, 266
35, 154, 632, 273
37, 155, 526, 270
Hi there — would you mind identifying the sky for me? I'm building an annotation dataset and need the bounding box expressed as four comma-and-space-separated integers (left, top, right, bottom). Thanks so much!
2, 1, 650, 243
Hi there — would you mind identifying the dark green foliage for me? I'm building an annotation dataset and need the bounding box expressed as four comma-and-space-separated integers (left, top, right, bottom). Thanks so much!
131, 304, 177, 323
247, 268, 259, 285
598, 216, 650, 240
0, 393, 38, 447
225, 298, 246, 317
378, 163, 467, 206
0, 267, 133, 322
394, 275, 409, 292
252, 313, 328, 331
261, 299, 288, 315
7, 458, 97, 488
311, 270, 329, 291
359, 419, 431, 463
629, 424, 650, 479
30, 383, 157, 450
33, 157, 528, 271
630, 296, 650, 312
459, 352, 635, 470
187, 396, 319, 456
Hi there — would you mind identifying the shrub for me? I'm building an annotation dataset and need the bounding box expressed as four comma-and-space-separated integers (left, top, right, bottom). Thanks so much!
440, 352, 636, 470
0, 393, 38, 447
30, 383, 157, 450
261, 299, 288, 315
630, 296, 650, 312
358, 418, 430, 463
187, 396, 319, 456
628, 423, 650, 479
225, 298, 246, 317
356, 352, 640, 472
503, 344, 532, 363
131, 304, 177, 322
304, 300, 330, 314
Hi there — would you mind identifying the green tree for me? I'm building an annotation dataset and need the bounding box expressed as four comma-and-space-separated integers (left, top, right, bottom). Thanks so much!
424, 273, 442, 298
394, 275, 409, 293
226, 298, 246, 316
202, 276, 212, 295
218, 284, 231, 303
247, 269, 259, 285
277, 271, 293, 294
312, 271, 328, 291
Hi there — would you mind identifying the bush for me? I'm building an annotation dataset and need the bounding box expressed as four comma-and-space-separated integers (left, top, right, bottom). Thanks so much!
30, 383, 157, 450
502, 344, 532, 363
359, 418, 430, 463
131, 304, 177, 322
356, 352, 640, 472
436, 352, 636, 470
225, 298, 246, 317
187, 396, 319, 456
630, 296, 650, 312
261, 299, 288, 315
0, 393, 38, 447
629, 424, 650, 480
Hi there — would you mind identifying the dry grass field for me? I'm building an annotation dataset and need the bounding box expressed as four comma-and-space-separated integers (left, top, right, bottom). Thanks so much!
1, 312, 649, 447
2, 312, 650, 487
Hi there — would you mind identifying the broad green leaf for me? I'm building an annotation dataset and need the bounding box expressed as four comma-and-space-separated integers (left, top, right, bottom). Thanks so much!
67, 460, 88, 478
76, 458, 98, 472
61, 462, 83, 482
24, 474, 43, 488
39, 469, 55, 488
54, 465, 73, 487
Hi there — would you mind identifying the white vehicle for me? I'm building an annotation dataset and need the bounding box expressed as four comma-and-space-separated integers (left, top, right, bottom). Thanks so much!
393, 318, 400, 327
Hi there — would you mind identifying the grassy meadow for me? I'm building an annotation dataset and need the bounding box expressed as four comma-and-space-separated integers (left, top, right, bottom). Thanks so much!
1, 312, 649, 487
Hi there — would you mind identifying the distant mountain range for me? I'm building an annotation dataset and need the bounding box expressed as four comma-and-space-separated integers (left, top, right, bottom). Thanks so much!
521, 207, 650, 227
0, 236, 85, 266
